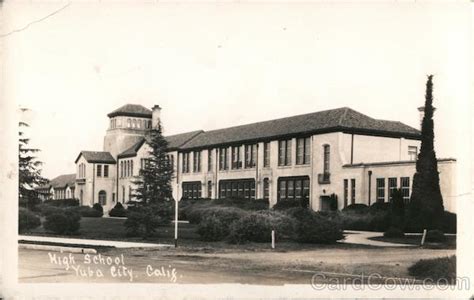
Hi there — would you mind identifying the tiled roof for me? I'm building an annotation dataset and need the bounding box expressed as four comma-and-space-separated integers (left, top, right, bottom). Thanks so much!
49, 174, 76, 188
75, 151, 116, 164
179, 107, 421, 150
117, 130, 203, 158
107, 104, 152, 118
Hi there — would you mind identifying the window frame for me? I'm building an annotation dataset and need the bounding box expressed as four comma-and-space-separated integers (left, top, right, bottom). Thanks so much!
376, 178, 385, 203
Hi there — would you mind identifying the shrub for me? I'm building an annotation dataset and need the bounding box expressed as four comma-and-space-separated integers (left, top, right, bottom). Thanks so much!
109, 202, 127, 217
370, 202, 391, 211
289, 208, 344, 243
124, 202, 173, 238
228, 211, 297, 244
342, 203, 369, 214
43, 199, 79, 207
338, 210, 391, 232
92, 203, 103, 213
43, 209, 81, 234
77, 206, 103, 217
18, 208, 41, 233
329, 194, 338, 211
425, 229, 446, 243
441, 211, 456, 234
196, 207, 248, 241
408, 256, 456, 283
384, 227, 405, 238
36, 204, 63, 217
272, 199, 301, 211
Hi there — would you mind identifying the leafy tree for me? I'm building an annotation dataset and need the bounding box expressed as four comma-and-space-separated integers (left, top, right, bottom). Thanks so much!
19, 112, 47, 209
408, 75, 444, 230
126, 121, 174, 238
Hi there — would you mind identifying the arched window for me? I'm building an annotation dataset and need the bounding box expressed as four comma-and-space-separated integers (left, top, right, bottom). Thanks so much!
323, 144, 330, 173
132, 119, 137, 128
98, 190, 107, 205
127, 118, 131, 128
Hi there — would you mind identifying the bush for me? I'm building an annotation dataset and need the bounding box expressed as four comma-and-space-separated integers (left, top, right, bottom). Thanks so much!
272, 199, 301, 211
36, 204, 63, 217
370, 202, 391, 211
92, 203, 103, 213
289, 208, 344, 243
18, 208, 41, 233
329, 194, 338, 211
342, 203, 369, 214
124, 202, 173, 238
338, 210, 391, 232
77, 206, 103, 217
441, 211, 456, 234
228, 211, 297, 244
384, 227, 405, 238
197, 207, 249, 241
408, 256, 456, 283
425, 230, 446, 243
43, 209, 81, 234
109, 202, 127, 217
43, 199, 79, 207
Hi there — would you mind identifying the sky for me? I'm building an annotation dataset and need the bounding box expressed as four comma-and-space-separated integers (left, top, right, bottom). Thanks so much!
3, 1, 471, 179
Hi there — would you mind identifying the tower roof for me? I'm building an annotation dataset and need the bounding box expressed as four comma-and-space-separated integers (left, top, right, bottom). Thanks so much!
107, 104, 152, 118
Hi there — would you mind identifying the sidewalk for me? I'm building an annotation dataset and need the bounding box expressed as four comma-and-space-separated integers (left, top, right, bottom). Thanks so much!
19, 235, 172, 249
342, 231, 415, 247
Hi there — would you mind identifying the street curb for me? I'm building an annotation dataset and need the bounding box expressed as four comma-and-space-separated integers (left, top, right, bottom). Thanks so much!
19, 243, 97, 254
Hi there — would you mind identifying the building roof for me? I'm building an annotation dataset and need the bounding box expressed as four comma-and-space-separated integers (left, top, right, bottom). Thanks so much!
107, 104, 152, 118
75, 151, 116, 164
179, 107, 421, 150
49, 174, 76, 188
37, 173, 76, 190
117, 130, 203, 159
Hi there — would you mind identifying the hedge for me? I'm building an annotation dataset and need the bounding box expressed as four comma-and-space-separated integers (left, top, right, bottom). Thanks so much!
18, 208, 41, 233
197, 207, 249, 241
43, 199, 79, 207
109, 202, 128, 217
43, 209, 81, 234
408, 255, 456, 283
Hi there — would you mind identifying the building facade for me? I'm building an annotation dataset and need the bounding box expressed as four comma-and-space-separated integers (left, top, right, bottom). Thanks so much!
67, 104, 456, 214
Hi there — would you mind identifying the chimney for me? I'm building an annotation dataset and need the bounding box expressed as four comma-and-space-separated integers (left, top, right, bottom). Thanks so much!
152, 105, 162, 129
417, 106, 436, 128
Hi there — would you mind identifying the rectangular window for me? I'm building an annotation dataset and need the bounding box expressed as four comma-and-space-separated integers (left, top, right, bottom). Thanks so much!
277, 176, 310, 201
104, 165, 109, 178
182, 182, 202, 200
408, 146, 418, 161
278, 139, 292, 166
343, 179, 348, 207
376, 178, 385, 203
323, 145, 330, 173
263, 142, 270, 167
401, 177, 410, 203
263, 178, 270, 200
350, 179, 356, 204
244, 144, 257, 168
182, 153, 190, 173
97, 165, 102, 177
296, 137, 311, 165
388, 177, 397, 200
219, 179, 256, 200
232, 146, 242, 169
208, 150, 213, 172
193, 151, 201, 172
219, 147, 229, 170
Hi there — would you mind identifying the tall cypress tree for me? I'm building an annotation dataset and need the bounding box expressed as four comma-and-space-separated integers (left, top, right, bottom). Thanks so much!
408, 75, 444, 230
126, 121, 174, 238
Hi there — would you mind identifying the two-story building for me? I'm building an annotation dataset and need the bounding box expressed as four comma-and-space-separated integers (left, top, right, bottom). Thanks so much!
68, 103, 456, 214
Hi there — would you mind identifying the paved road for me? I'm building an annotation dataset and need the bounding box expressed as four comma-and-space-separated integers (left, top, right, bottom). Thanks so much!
19, 246, 455, 284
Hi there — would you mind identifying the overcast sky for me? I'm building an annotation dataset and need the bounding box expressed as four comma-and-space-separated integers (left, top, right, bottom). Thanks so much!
4, 1, 471, 179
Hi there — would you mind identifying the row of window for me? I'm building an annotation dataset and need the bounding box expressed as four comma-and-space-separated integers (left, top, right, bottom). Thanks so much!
376, 177, 410, 203
54, 188, 73, 200
181, 139, 327, 174
110, 118, 152, 130
96, 164, 110, 178
120, 160, 134, 178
